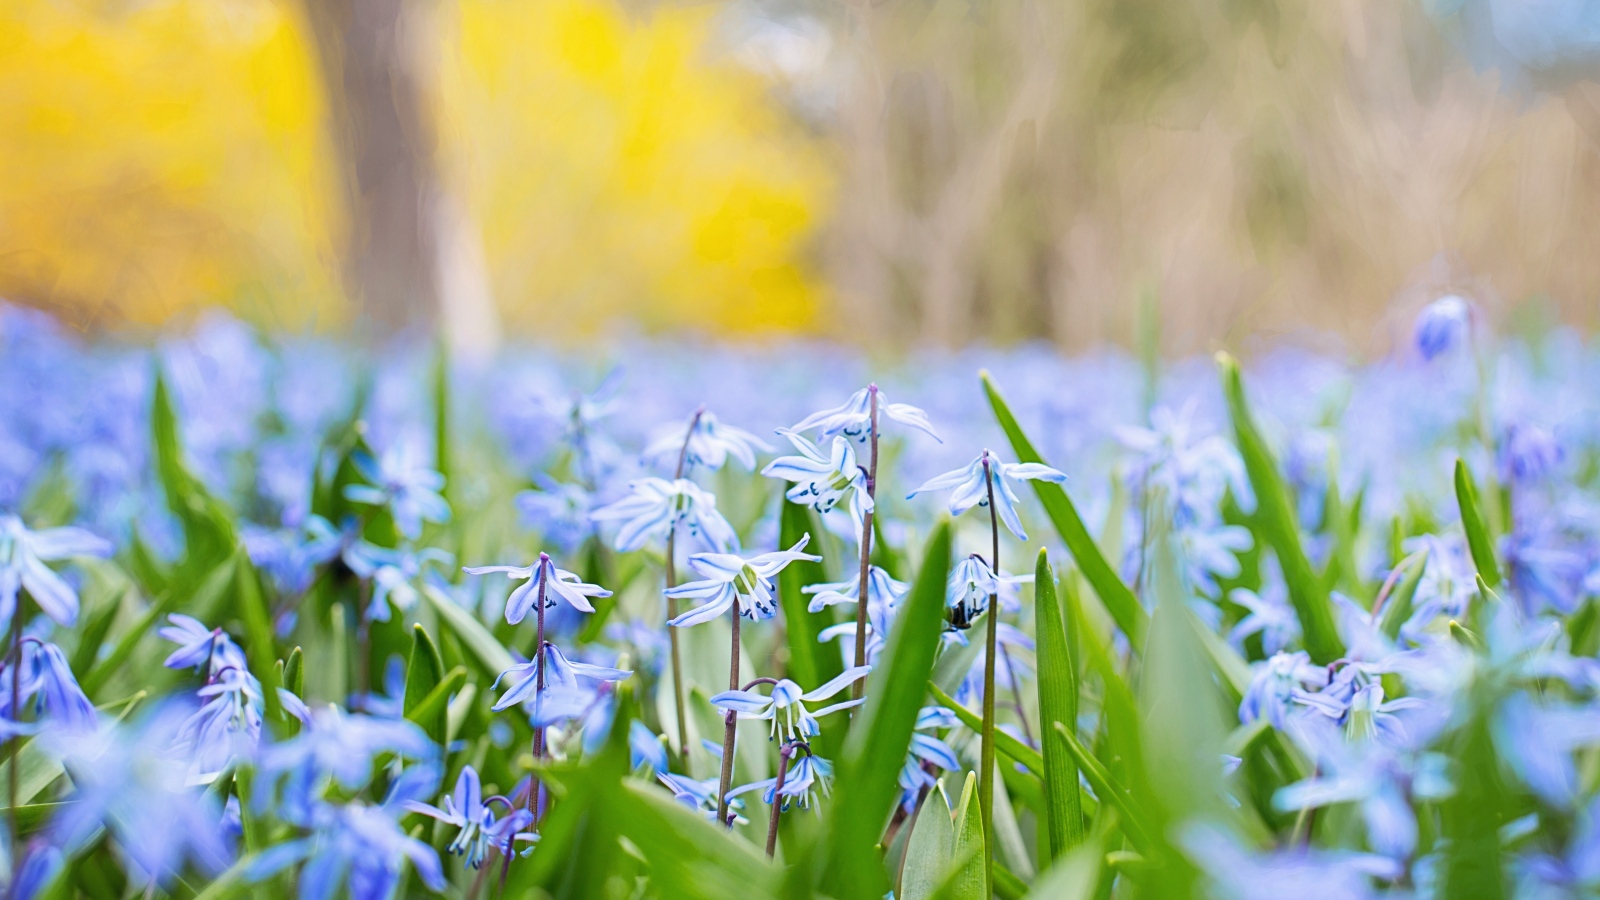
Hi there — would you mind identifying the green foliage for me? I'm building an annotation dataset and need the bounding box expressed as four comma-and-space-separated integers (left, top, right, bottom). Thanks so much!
402, 625, 449, 744
826, 519, 953, 900
1215, 352, 1342, 664
980, 371, 1147, 646
1455, 457, 1502, 589
150, 369, 237, 580
778, 499, 840, 690
1032, 549, 1084, 860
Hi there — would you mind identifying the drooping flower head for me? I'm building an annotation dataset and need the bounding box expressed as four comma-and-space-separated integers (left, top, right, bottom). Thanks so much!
789, 385, 941, 445
907, 450, 1065, 541
644, 410, 771, 473
804, 566, 908, 615
666, 535, 821, 627
490, 641, 631, 725
727, 752, 835, 811
944, 554, 1032, 631
402, 765, 536, 869
0, 514, 112, 628
709, 667, 871, 742
590, 477, 738, 554
464, 553, 612, 625
898, 707, 959, 811
342, 444, 451, 540
762, 431, 873, 538
0, 639, 98, 734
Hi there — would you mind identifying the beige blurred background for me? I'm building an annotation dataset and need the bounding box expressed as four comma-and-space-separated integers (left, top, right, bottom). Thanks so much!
0, 0, 1595, 353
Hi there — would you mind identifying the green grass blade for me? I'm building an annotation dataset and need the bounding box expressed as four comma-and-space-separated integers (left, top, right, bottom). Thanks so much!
980, 371, 1146, 646
1215, 353, 1342, 664
405, 666, 468, 736
929, 682, 1043, 776
944, 770, 989, 900
1033, 549, 1084, 860
827, 520, 953, 900
1454, 458, 1502, 589
1378, 550, 1429, 640
150, 368, 237, 577
1052, 723, 1154, 855
232, 550, 283, 726
403, 624, 448, 744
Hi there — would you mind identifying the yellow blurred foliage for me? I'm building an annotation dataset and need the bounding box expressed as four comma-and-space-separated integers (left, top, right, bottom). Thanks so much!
0, 1, 343, 330
436, 0, 831, 335
0, 0, 832, 336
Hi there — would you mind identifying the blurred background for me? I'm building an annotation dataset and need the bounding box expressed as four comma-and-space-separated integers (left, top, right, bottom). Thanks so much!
2, 0, 1597, 355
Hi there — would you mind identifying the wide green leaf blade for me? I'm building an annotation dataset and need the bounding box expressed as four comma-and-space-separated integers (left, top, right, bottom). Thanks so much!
826, 519, 953, 900
1454, 458, 1502, 589
150, 368, 237, 578
1033, 549, 1084, 860
945, 770, 989, 900
900, 782, 956, 900
1216, 353, 1342, 663
980, 371, 1146, 646
777, 498, 840, 691
403, 624, 448, 744
1053, 723, 1154, 854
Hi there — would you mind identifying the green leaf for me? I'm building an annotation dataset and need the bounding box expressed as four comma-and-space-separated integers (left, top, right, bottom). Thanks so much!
929, 682, 1043, 777
406, 666, 468, 735
422, 583, 513, 676
1033, 549, 1084, 861
900, 782, 956, 900
1216, 353, 1342, 664
69, 584, 128, 678
1378, 550, 1429, 641
432, 338, 451, 505
1053, 723, 1154, 854
82, 556, 234, 698
232, 550, 282, 726
777, 498, 839, 691
827, 519, 953, 900
980, 371, 1146, 646
403, 625, 448, 744
1455, 458, 1502, 589
1026, 829, 1104, 900
947, 770, 990, 900
150, 368, 237, 577
283, 646, 305, 697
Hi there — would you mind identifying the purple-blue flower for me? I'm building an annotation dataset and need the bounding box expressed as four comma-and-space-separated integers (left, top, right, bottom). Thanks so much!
0, 514, 112, 627
907, 450, 1065, 541
464, 552, 611, 624
342, 444, 451, 540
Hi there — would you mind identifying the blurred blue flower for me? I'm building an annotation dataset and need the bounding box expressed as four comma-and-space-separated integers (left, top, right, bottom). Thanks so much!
0, 514, 112, 628
907, 451, 1065, 541
250, 763, 446, 900
0, 639, 97, 733
1498, 422, 1563, 485
1414, 296, 1471, 362
464, 552, 611, 625
591, 477, 738, 553
898, 707, 959, 812
342, 444, 450, 541
1239, 651, 1326, 730
344, 541, 453, 623
515, 477, 594, 556
1181, 821, 1402, 899
710, 667, 870, 741
644, 410, 771, 472
1229, 576, 1300, 655
629, 720, 669, 774
256, 707, 435, 824
666, 536, 820, 627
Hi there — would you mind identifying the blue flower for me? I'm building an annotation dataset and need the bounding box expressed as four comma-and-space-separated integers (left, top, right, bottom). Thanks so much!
590, 477, 739, 553
657, 771, 745, 824
1274, 739, 1451, 860
0, 639, 98, 733
803, 565, 907, 614
789, 385, 942, 444
342, 444, 451, 540
1239, 651, 1326, 730
515, 477, 594, 556
1181, 821, 1403, 899
464, 552, 611, 625
710, 667, 870, 741
159, 613, 247, 672
1229, 581, 1300, 655
1494, 691, 1600, 807
1414, 295, 1471, 361
490, 641, 631, 722
762, 431, 873, 538
0, 514, 112, 627
944, 555, 1031, 631
343, 541, 453, 623
256, 707, 435, 825
402, 765, 535, 868
1498, 422, 1563, 484
644, 411, 771, 472
726, 753, 834, 811
175, 663, 264, 779
250, 763, 446, 900
629, 720, 670, 774
11, 841, 63, 900
898, 707, 959, 811
907, 451, 1065, 541
665, 536, 821, 627
45, 704, 233, 885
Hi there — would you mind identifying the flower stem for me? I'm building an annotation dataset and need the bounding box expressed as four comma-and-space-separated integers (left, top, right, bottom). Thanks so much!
529, 571, 549, 820
765, 741, 806, 857
665, 406, 704, 758
852, 386, 880, 700
980, 451, 999, 891
716, 605, 741, 828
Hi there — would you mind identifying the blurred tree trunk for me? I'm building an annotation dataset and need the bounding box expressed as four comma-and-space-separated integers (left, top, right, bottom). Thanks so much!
301, 0, 440, 337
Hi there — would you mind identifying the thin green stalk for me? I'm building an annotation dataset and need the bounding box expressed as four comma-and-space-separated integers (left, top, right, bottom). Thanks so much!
665, 406, 704, 757
852, 386, 880, 700
529, 572, 549, 818
980, 452, 1000, 891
